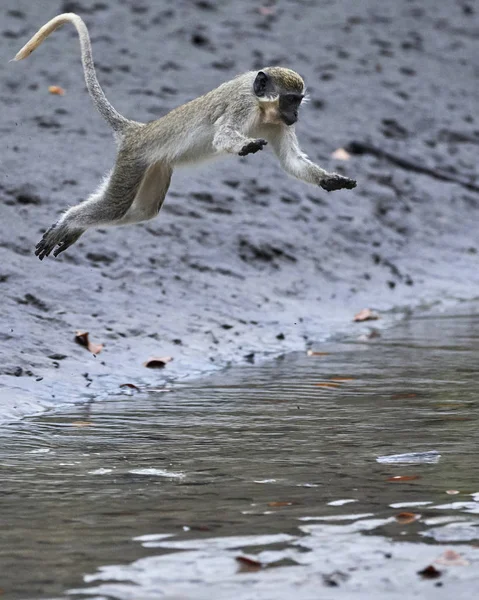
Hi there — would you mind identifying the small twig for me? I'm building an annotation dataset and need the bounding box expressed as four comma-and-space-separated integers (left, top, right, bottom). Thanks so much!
347, 140, 479, 193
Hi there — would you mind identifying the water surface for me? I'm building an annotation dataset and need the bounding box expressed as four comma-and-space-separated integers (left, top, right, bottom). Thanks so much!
1, 312, 479, 599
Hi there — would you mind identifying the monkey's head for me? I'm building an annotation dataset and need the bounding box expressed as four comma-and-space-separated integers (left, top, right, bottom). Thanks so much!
254, 67, 305, 126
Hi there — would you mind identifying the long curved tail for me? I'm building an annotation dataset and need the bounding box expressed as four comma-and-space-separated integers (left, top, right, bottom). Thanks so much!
13, 13, 130, 134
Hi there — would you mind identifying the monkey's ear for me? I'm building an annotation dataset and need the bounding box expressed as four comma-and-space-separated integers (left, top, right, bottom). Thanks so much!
254, 71, 269, 97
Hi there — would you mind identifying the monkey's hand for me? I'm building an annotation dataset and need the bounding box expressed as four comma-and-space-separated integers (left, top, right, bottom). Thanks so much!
35, 222, 84, 260
320, 174, 357, 192
239, 138, 268, 157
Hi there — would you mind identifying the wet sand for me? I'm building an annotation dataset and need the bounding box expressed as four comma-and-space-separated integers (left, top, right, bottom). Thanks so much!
1, 1, 478, 417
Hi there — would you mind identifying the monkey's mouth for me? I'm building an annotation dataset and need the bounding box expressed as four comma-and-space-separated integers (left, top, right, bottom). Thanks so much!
282, 115, 297, 126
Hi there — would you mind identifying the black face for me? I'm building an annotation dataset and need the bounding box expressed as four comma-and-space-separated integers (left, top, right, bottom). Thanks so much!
278, 93, 303, 126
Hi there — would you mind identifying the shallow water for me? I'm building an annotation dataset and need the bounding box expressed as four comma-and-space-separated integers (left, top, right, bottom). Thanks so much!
1, 312, 479, 599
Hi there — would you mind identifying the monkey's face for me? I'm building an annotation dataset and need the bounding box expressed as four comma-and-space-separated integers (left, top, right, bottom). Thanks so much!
254, 69, 305, 126
278, 93, 304, 126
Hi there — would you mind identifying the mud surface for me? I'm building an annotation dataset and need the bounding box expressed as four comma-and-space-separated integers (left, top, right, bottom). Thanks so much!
1, 0, 479, 419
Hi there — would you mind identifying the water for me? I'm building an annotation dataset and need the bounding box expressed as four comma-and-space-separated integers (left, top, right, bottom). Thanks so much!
1, 312, 479, 599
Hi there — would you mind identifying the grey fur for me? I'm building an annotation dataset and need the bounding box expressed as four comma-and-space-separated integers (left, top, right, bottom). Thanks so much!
13, 13, 356, 261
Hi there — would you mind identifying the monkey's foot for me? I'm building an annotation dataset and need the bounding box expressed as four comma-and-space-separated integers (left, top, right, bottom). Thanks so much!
320, 175, 357, 192
239, 138, 268, 156
35, 223, 83, 260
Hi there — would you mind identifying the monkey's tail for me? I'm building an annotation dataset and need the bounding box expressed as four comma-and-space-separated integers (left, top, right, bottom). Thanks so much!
13, 13, 130, 134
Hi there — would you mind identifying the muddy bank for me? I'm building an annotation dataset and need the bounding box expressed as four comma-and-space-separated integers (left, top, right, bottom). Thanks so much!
1, 0, 478, 420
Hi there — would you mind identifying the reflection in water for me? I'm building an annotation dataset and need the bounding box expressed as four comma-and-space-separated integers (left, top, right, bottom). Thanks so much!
1, 312, 479, 599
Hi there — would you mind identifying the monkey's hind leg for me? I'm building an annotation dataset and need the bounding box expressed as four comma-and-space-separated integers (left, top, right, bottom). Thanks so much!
35, 156, 146, 260
35, 223, 84, 260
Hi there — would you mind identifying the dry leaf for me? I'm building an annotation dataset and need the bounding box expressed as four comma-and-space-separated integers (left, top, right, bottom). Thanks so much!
435, 550, 469, 566
143, 356, 173, 368
331, 147, 351, 160
353, 308, 379, 322
395, 512, 419, 524
446, 490, 460, 495
387, 475, 421, 482
119, 383, 140, 391
71, 421, 93, 427
307, 350, 330, 356
358, 329, 381, 341
74, 331, 104, 354
236, 556, 262, 571
315, 382, 340, 388
418, 565, 441, 579
268, 501, 296, 507
48, 85, 65, 95
258, 6, 276, 16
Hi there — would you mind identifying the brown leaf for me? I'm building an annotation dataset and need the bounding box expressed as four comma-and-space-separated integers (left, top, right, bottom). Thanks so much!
74, 331, 104, 355
435, 550, 470, 566
331, 148, 351, 160
119, 383, 140, 391
446, 490, 460, 495
418, 565, 442, 579
307, 350, 330, 356
315, 382, 340, 388
143, 356, 173, 368
395, 512, 419, 524
387, 475, 421, 482
268, 501, 296, 507
258, 6, 276, 16
71, 421, 93, 427
236, 556, 262, 571
353, 308, 379, 322
48, 85, 65, 95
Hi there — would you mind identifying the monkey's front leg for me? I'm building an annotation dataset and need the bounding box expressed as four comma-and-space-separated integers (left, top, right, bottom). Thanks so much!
285, 152, 356, 192
269, 128, 356, 191
213, 120, 267, 157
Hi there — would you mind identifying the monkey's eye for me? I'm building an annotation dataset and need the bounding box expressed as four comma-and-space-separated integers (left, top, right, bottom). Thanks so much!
282, 93, 304, 107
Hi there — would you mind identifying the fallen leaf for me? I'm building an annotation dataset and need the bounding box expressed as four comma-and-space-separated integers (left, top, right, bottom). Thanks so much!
188, 524, 211, 532
435, 550, 470, 566
353, 308, 379, 322
307, 350, 330, 356
268, 501, 296, 507
331, 147, 351, 160
71, 421, 93, 427
143, 356, 173, 368
395, 512, 420, 524
236, 556, 262, 571
446, 490, 460, 495
119, 383, 140, 391
330, 377, 354, 382
258, 6, 276, 16
387, 475, 421, 482
315, 382, 340, 388
74, 331, 104, 355
48, 85, 65, 95
418, 565, 442, 579
358, 329, 381, 341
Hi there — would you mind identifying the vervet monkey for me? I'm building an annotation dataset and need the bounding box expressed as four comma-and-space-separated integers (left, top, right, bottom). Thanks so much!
13, 13, 357, 260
